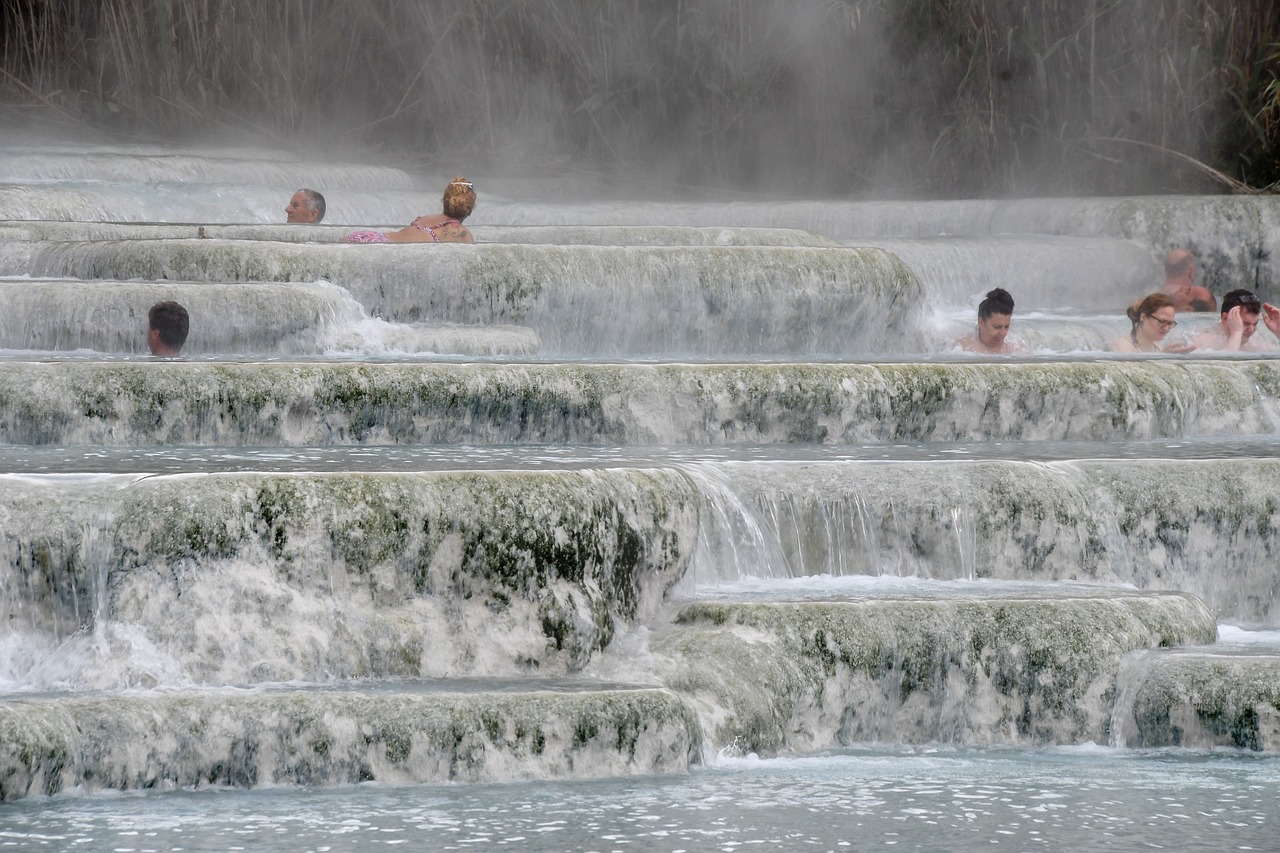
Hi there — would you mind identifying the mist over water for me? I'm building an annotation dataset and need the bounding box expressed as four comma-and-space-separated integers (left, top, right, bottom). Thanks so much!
3, 1, 1277, 196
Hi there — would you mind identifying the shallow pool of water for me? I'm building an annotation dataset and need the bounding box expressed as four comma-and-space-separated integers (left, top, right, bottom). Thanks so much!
2, 746, 1275, 852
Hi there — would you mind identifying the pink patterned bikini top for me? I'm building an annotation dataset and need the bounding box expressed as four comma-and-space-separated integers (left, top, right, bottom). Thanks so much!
413, 218, 462, 243
344, 230, 388, 244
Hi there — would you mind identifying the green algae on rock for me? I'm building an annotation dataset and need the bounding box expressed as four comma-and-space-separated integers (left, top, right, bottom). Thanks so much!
0, 470, 699, 686
0, 360, 1276, 446
1127, 653, 1280, 750
0, 687, 701, 800
653, 593, 1216, 755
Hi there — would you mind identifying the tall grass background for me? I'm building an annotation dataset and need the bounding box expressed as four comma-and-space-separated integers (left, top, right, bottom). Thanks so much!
2, 0, 1277, 196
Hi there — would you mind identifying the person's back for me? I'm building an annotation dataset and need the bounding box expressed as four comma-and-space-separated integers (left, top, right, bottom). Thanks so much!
344, 177, 476, 244
1162, 248, 1215, 312
148, 300, 189, 356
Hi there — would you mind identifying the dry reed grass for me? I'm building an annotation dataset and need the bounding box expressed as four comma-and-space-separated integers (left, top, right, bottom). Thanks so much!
1, 0, 1277, 195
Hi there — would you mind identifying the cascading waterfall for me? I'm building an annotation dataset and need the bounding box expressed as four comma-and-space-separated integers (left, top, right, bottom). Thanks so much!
1, 136, 1279, 850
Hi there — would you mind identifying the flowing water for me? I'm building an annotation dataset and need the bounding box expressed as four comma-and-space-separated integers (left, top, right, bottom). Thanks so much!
2, 135, 1280, 851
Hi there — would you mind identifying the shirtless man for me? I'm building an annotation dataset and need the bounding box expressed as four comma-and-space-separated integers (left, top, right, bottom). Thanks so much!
285, 188, 326, 224
1190, 288, 1280, 352
956, 287, 1027, 354
1162, 249, 1216, 312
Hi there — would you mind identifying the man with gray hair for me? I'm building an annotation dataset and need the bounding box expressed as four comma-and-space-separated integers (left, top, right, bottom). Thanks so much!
285, 188, 326, 224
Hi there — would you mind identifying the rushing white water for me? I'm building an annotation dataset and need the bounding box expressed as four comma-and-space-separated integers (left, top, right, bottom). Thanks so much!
1, 134, 1279, 847
0, 240, 925, 356
0, 278, 539, 356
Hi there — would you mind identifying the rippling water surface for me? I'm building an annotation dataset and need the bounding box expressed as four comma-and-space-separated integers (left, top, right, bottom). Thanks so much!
2, 747, 1277, 852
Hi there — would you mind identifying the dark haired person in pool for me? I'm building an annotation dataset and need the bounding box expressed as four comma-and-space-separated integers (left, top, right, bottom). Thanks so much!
1189, 288, 1280, 351
345, 177, 476, 244
1162, 249, 1215, 312
148, 300, 189, 357
1109, 292, 1193, 353
956, 288, 1027, 354
286, 188, 326, 224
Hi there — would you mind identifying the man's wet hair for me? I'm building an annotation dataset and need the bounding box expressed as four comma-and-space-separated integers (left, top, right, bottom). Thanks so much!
978, 287, 1014, 320
299, 188, 326, 222
1221, 288, 1262, 316
149, 300, 190, 349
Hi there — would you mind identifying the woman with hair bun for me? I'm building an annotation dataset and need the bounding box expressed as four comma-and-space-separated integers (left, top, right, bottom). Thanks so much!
345, 176, 477, 244
956, 287, 1026, 354
1109, 292, 1194, 353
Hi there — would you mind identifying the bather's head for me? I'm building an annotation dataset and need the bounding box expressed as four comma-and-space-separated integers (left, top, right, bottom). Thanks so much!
1220, 288, 1263, 343
976, 288, 1015, 350
286, 188, 326, 224
443, 177, 477, 221
148, 300, 189, 356
1126, 292, 1177, 343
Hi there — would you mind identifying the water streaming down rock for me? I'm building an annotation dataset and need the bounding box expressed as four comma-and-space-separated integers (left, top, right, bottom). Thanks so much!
0, 240, 925, 356
0, 279, 538, 356
858, 235, 1159, 311
0, 139, 1279, 812
0, 470, 699, 689
651, 593, 1215, 752
0, 220, 844, 248
484, 196, 1280, 297
676, 460, 1280, 626
4, 181, 1278, 297
487, 196, 1280, 268
1122, 651, 1280, 750
0, 359, 1276, 446
0, 687, 704, 799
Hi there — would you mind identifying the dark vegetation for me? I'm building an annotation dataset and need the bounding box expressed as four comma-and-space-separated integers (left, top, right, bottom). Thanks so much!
1, 0, 1277, 197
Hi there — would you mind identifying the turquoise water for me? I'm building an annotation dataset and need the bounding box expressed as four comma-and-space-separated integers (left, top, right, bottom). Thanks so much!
2, 747, 1276, 852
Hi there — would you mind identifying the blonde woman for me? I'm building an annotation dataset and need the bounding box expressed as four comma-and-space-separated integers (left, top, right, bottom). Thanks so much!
345, 177, 477, 244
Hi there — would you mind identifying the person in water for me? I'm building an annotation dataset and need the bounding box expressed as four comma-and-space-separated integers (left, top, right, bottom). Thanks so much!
1109, 292, 1193, 353
1189, 288, 1280, 352
955, 288, 1027, 354
148, 300, 189, 357
345, 177, 476, 244
1162, 248, 1215, 312
286, 188, 326, 224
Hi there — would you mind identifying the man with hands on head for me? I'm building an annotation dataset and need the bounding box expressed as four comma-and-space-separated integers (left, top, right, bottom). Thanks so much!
1190, 288, 1280, 352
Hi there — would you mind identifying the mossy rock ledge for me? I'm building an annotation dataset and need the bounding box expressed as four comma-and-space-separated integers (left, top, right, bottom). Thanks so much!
1128, 653, 1280, 750
0, 688, 702, 801
652, 592, 1216, 754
